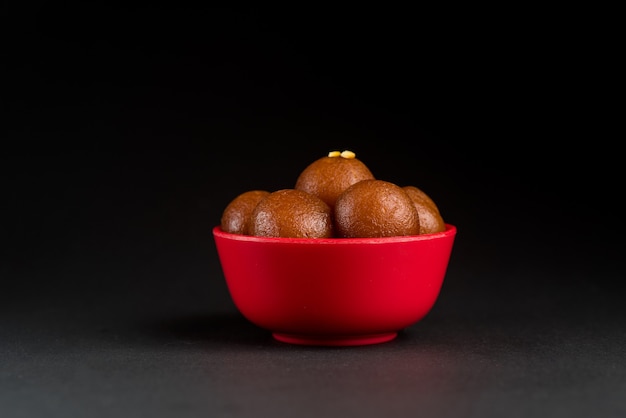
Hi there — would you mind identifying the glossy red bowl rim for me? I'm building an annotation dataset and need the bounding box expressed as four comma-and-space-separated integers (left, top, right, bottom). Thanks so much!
212, 223, 456, 244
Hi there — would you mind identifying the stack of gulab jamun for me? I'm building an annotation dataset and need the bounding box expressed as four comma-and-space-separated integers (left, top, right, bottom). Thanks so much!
220, 150, 446, 238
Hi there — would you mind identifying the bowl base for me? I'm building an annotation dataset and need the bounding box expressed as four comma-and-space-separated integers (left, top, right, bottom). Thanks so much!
272, 332, 397, 347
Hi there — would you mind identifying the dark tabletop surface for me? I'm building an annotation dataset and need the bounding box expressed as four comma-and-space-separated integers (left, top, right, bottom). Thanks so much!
3, 4, 624, 418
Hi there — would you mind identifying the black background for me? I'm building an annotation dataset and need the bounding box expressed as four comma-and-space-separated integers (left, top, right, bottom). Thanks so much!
3, 3, 625, 417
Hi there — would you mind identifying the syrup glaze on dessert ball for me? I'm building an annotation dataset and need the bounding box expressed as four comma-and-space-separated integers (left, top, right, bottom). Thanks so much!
334, 179, 420, 238
220, 190, 271, 235
295, 150, 375, 209
403, 185, 446, 235
250, 189, 333, 238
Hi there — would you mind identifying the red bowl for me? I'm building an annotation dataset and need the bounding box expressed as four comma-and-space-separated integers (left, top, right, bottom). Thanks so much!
213, 224, 457, 346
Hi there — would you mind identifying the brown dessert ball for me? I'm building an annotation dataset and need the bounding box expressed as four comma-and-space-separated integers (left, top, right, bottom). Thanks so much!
402, 185, 440, 214
295, 150, 375, 209
221, 190, 271, 235
334, 179, 420, 238
250, 189, 333, 238
403, 185, 446, 235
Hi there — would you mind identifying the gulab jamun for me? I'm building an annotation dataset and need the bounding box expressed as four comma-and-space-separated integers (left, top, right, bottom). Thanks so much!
250, 189, 333, 238
403, 185, 446, 235
295, 150, 375, 209
334, 179, 420, 238
221, 190, 271, 235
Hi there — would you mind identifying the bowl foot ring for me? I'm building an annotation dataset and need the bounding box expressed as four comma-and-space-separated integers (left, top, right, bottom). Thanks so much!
272, 332, 397, 346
